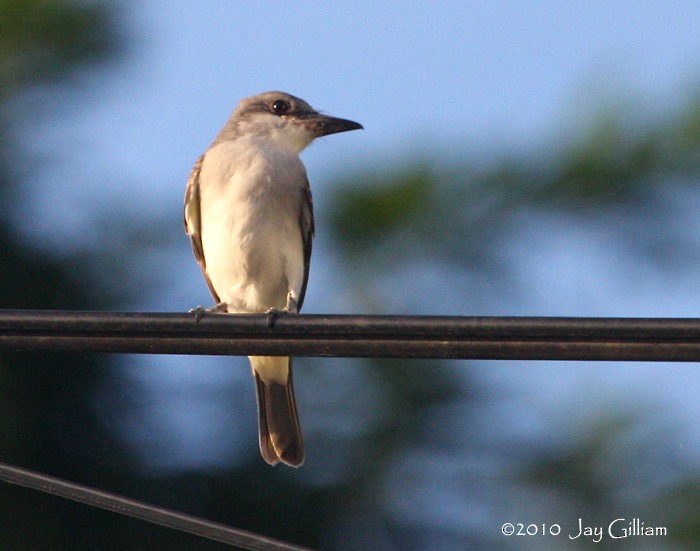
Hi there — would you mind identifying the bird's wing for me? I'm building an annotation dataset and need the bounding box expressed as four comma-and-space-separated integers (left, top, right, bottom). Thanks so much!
184, 154, 221, 303
297, 176, 315, 312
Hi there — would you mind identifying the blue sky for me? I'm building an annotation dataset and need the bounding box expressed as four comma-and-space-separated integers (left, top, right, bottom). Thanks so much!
22, 1, 700, 251
16, 1, 700, 476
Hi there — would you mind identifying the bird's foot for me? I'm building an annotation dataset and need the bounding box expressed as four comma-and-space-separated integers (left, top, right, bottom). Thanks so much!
266, 293, 300, 327
266, 307, 284, 328
189, 302, 227, 323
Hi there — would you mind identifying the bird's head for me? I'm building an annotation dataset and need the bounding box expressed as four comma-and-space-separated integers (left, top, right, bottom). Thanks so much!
220, 91, 363, 152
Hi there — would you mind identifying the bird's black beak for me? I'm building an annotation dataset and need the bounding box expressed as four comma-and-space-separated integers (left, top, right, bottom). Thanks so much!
299, 114, 363, 137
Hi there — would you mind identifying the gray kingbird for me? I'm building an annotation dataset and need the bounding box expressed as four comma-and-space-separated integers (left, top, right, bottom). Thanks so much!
184, 91, 362, 466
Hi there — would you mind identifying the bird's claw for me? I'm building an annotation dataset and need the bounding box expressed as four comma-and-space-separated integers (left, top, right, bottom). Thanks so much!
189, 302, 227, 323
266, 307, 284, 328
266, 292, 300, 327
189, 305, 206, 323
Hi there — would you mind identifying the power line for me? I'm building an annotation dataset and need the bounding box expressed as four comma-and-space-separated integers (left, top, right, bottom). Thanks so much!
1, 309, 700, 361
0, 461, 313, 551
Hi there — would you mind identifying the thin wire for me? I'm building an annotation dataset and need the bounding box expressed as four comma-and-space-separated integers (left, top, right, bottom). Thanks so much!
2, 309, 700, 361
0, 461, 313, 551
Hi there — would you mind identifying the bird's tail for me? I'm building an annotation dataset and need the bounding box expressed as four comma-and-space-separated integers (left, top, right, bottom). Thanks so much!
250, 356, 304, 467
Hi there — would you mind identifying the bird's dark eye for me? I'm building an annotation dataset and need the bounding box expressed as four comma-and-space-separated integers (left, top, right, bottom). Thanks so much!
271, 100, 290, 115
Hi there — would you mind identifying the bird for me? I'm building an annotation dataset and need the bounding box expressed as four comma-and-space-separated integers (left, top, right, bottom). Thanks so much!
184, 91, 362, 466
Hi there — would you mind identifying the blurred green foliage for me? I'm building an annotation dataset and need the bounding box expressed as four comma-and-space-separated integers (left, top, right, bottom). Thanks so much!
331, 166, 433, 249
0, 0, 117, 99
0, 1, 130, 549
329, 99, 700, 271
521, 413, 700, 549
326, 82, 700, 550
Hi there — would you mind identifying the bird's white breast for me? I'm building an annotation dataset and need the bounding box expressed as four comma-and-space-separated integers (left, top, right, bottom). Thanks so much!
198, 138, 307, 313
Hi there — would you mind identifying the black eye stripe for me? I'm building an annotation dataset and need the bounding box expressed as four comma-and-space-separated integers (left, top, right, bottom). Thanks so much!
271, 100, 290, 115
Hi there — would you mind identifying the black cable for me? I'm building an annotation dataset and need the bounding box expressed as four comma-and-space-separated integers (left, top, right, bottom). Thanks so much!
2, 309, 700, 361
0, 461, 313, 550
